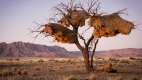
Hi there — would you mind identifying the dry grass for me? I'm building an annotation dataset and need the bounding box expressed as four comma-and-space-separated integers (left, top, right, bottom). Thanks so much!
0, 57, 141, 80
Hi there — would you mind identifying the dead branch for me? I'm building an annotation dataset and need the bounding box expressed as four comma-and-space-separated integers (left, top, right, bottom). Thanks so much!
114, 8, 127, 14
95, 1, 101, 14
54, 7, 67, 17
87, 0, 101, 15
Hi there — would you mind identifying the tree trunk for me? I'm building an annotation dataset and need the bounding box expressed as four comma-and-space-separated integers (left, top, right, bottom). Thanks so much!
82, 48, 94, 72
90, 52, 95, 69
90, 39, 99, 71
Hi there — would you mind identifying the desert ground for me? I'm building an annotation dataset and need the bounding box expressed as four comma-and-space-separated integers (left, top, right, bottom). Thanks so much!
0, 57, 142, 80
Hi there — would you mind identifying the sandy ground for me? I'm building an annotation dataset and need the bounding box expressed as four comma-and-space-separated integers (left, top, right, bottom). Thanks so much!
0, 57, 142, 80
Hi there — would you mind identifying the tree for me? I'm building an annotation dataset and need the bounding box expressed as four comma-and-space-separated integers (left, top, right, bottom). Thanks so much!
33, 0, 134, 72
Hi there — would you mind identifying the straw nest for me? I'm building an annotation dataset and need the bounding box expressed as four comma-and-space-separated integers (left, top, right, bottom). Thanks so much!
90, 13, 134, 38
42, 23, 76, 43
58, 10, 90, 27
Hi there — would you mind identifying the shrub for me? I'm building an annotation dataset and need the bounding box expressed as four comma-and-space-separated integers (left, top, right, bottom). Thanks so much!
65, 75, 79, 80
15, 58, 20, 61
35, 67, 40, 71
17, 69, 28, 75
38, 59, 44, 63
0, 70, 14, 76
132, 77, 139, 80
89, 74, 96, 80
107, 76, 123, 80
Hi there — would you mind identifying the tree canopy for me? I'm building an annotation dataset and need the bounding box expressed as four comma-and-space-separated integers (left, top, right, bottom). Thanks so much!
37, 0, 134, 43
33, 0, 135, 72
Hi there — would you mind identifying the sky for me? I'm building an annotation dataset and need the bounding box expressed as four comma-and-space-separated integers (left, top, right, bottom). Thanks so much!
0, 0, 142, 51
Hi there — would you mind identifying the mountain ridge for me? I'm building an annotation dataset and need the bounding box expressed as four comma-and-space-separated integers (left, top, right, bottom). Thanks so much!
0, 41, 142, 58
0, 41, 72, 57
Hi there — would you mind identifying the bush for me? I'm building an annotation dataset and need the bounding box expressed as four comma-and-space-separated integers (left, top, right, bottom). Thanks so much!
65, 75, 78, 80
89, 74, 96, 80
15, 58, 20, 61
17, 69, 28, 75
35, 67, 40, 71
0, 70, 14, 76
107, 76, 123, 80
38, 59, 44, 63
132, 77, 139, 80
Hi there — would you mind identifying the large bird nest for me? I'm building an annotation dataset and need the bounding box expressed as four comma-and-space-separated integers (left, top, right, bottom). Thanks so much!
90, 13, 134, 38
41, 23, 76, 43
58, 10, 90, 27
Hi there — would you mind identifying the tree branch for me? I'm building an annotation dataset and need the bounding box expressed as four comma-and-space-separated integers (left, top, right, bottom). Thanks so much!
92, 39, 99, 54
86, 35, 94, 46
75, 40, 83, 51
79, 34, 87, 46
54, 7, 66, 17
73, 26, 84, 51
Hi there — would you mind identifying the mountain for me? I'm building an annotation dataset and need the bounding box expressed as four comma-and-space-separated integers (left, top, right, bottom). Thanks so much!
0, 41, 142, 58
95, 48, 142, 58
71, 48, 142, 58
0, 42, 74, 57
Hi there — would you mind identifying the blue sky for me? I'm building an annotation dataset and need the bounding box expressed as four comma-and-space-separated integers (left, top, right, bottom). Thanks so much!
0, 0, 142, 51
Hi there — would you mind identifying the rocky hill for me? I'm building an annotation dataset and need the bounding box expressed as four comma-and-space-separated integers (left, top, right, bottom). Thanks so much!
0, 42, 142, 58
95, 48, 142, 58
0, 42, 74, 57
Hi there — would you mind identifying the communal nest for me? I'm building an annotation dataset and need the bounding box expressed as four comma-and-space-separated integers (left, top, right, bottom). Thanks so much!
58, 10, 90, 27
90, 13, 134, 38
41, 23, 77, 43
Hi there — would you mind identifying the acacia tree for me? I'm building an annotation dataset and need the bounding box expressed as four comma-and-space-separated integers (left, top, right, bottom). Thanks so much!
34, 0, 134, 72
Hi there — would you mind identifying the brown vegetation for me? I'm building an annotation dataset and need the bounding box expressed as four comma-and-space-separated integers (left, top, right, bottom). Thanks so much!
0, 58, 141, 80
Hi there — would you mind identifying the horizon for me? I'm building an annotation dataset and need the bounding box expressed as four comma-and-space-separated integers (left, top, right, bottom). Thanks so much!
0, 41, 142, 51
0, 0, 142, 51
